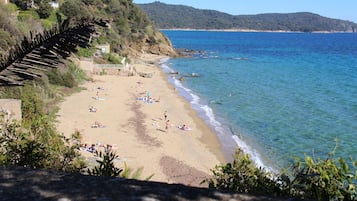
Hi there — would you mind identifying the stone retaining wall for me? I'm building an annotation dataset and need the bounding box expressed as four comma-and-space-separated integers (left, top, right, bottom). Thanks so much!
0, 99, 21, 122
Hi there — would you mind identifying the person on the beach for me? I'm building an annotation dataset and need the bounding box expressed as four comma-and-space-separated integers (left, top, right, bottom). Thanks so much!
88, 144, 96, 153
89, 105, 97, 112
164, 111, 167, 120
165, 120, 170, 132
92, 121, 105, 128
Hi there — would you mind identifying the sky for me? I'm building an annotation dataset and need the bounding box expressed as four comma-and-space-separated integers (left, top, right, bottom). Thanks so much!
133, 0, 357, 23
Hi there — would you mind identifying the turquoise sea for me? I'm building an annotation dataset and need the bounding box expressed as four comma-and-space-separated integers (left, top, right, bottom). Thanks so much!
160, 30, 357, 172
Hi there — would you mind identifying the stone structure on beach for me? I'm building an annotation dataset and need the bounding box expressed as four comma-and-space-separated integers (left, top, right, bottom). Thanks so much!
0, 99, 21, 122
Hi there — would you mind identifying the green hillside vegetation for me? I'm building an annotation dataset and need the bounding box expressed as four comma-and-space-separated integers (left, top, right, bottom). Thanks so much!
0, 1, 356, 200
0, 0, 175, 57
137, 2, 357, 32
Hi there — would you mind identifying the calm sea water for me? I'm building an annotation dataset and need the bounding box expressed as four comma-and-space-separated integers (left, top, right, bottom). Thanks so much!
160, 30, 357, 171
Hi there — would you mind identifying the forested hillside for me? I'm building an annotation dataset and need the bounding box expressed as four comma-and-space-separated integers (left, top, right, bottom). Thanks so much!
137, 2, 357, 32
0, 0, 175, 57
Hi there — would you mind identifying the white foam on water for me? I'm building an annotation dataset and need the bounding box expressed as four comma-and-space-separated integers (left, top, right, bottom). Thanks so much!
160, 60, 277, 174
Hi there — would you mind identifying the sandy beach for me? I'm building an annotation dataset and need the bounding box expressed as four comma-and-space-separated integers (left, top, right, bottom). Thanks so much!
56, 53, 226, 187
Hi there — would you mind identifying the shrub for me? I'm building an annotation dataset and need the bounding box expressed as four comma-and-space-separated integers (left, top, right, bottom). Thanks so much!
205, 148, 287, 196
0, 115, 83, 171
87, 151, 123, 177
102, 53, 123, 64
47, 63, 85, 88
18, 10, 40, 21
37, 2, 53, 19
77, 47, 95, 58
207, 145, 357, 201
121, 162, 154, 181
0, 82, 84, 171
288, 143, 357, 201
0, 120, 49, 168
88, 151, 154, 180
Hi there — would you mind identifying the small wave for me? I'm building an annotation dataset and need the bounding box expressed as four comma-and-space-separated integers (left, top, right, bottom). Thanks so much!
231, 135, 276, 173
160, 59, 276, 174
160, 63, 173, 73
232, 57, 249, 60
172, 77, 200, 105
210, 100, 223, 105
159, 57, 170, 64
200, 105, 222, 128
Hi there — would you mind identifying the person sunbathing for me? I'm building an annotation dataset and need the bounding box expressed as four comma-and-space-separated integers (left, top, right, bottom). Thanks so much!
89, 106, 97, 112
88, 144, 96, 153
91, 121, 106, 128
178, 124, 192, 131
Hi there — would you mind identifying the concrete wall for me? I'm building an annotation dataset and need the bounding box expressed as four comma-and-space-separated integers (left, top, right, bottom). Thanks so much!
1, 0, 9, 4
78, 58, 132, 76
0, 99, 22, 122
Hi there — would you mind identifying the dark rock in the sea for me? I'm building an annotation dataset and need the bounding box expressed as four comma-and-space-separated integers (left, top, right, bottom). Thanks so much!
176, 48, 205, 57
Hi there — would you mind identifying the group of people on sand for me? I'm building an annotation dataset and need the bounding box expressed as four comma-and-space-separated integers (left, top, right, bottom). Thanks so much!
79, 86, 113, 154
90, 88, 107, 128
80, 143, 117, 153
163, 111, 191, 132
136, 81, 161, 104
137, 91, 160, 104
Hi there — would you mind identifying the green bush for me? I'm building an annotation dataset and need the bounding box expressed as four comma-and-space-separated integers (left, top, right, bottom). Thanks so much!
0, 120, 49, 168
102, 53, 123, 64
77, 47, 95, 58
88, 151, 154, 180
36, 2, 53, 19
207, 145, 357, 200
88, 151, 123, 177
18, 10, 40, 21
288, 145, 357, 201
0, 105, 83, 172
206, 148, 287, 196
120, 162, 154, 180
47, 63, 85, 88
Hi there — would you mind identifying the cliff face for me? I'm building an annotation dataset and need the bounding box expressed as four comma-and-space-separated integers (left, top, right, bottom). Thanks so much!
128, 30, 177, 57
0, 0, 177, 59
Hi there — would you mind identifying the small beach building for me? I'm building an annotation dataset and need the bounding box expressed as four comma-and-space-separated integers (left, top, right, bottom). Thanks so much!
0, 0, 9, 4
49, 1, 59, 8
96, 44, 111, 54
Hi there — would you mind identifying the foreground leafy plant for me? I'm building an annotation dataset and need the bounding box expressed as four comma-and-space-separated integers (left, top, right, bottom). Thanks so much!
289, 141, 357, 201
88, 151, 123, 177
121, 162, 154, 181
206, 144, 357, 201
88, 151, 154, 180
205, 148, 287, 196
0, 116, 83, 171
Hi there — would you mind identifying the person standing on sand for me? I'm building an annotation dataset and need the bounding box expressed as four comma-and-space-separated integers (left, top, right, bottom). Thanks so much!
165, 120, 170, 132
164, 111, 167, 120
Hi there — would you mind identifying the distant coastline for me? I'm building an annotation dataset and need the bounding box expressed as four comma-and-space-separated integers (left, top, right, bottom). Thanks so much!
160, 28, 356, 34
139, 2, 357, 33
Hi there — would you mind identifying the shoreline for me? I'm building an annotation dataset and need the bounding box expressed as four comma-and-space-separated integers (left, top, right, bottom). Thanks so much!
56, 53, 227, 187
160, 28, 357, 34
